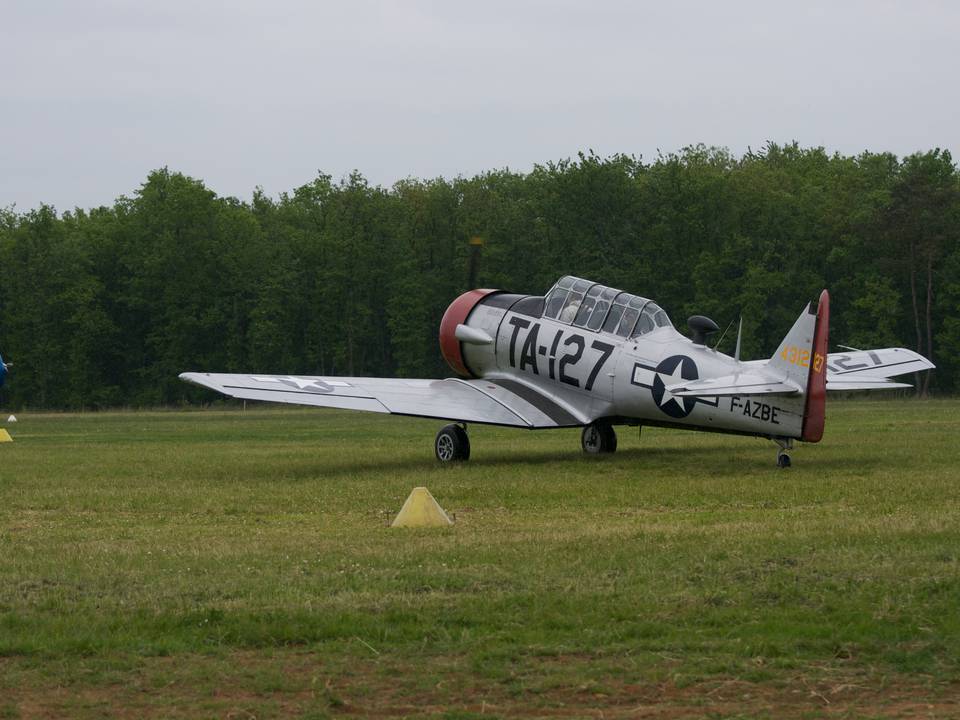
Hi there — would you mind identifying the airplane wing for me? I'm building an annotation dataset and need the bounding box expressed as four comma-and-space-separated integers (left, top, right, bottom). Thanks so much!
179, 372, 589, 428
826, 348, 934, 392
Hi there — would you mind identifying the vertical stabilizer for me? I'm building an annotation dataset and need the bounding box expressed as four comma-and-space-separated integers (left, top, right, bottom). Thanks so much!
764, 291, 830, 442
766, 302, 818, 393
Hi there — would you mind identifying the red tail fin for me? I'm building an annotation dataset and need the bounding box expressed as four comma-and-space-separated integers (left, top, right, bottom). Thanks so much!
801, 290, 830, 442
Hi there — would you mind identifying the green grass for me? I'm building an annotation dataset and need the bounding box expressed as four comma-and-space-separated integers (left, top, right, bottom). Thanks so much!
1, 399, 959, 717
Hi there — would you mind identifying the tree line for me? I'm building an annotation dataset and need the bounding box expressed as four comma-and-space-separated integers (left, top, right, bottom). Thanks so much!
1, 143, 958, 409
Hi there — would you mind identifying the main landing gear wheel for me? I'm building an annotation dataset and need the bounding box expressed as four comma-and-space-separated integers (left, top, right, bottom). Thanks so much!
581, 422, 617, 455
777, 451, 792, 468
435, 424, 470, 463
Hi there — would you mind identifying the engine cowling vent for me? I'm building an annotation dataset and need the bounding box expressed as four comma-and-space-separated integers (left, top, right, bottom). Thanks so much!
687, 315, 720, 346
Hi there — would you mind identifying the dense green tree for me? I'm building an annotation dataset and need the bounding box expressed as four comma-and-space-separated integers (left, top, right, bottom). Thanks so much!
0, 206, 117, 407
881, 150, 959, 396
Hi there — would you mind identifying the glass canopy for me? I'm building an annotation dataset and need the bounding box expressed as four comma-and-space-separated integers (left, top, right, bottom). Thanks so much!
543, 276, 671, 338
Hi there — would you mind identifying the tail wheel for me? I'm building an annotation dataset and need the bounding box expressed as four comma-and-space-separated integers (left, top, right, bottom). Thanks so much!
581, 422, 617, 454
435, 424, 470, 462
774, 438, 794, 468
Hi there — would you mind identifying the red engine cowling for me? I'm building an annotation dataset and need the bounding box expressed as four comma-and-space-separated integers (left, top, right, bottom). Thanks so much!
439, 288, 498, 377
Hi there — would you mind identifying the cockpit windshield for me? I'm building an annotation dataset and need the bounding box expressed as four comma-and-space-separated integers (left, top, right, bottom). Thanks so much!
543, 276, 672, 337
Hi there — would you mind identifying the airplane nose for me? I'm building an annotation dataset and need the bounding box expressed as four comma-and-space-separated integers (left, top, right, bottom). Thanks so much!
439, 289, 499, 377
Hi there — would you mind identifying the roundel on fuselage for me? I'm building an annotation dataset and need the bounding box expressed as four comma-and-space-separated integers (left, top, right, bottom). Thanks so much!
651, 355, 698, 419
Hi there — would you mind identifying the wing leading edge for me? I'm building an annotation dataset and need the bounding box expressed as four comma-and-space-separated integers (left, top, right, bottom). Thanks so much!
179, 372, 588, 428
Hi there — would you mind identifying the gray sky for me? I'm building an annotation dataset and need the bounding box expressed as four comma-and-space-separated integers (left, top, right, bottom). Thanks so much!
2, 0, 957, 212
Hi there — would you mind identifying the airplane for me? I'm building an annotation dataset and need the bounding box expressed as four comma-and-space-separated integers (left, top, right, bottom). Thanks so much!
180, 275, 934, 467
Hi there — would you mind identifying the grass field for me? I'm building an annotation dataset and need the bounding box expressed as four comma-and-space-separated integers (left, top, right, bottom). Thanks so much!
1, 399, 959, 718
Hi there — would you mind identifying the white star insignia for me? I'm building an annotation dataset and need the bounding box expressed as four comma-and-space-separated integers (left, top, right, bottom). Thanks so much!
251, 376, 351, 390
656, 362, 689, 410
281, 376, 323, 389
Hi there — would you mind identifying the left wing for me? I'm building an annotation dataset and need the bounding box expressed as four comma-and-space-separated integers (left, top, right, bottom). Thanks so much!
179, 372, 589, 428
826, 348, 934, 391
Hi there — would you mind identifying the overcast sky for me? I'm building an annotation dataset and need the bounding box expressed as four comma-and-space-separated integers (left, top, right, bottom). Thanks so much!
2, 1, 957, 211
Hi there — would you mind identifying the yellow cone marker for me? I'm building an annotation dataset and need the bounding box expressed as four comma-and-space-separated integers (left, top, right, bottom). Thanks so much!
391, 487, 453, 528
0, 429, 12, 443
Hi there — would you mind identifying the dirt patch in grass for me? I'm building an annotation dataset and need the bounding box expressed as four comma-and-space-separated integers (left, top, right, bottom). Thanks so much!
5, 651, 959, 719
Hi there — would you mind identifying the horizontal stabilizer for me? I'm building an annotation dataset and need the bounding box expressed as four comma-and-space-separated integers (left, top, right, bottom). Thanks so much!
826, 348, 934, 380
827, 378, 912, 392
668, 371, 801, 398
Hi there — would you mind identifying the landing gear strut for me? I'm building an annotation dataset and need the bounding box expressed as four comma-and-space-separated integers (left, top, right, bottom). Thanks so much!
774, 438, 793, 468
435, 423, 470, 462
581, 422, 617, 455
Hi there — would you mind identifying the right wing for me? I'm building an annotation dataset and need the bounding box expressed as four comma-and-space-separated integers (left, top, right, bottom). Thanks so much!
826, 348, 934, 391
179, 372, 589, 428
